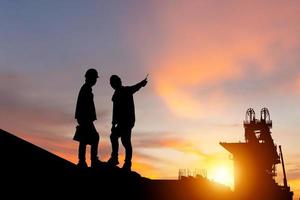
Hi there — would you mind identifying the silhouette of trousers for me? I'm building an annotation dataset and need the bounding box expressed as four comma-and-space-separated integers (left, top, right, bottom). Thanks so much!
78, 123, 100, 161
79, 140, 99, 161
110, 125, 132, 163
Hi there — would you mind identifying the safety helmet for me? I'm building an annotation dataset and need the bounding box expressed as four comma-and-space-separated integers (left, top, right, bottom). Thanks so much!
85, 68, 99, 78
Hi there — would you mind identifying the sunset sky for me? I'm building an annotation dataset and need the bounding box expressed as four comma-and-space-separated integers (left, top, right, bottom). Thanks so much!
1, 0, 300, 197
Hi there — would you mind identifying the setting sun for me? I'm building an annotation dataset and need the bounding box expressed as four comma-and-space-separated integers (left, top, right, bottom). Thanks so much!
210, 166, 234, 189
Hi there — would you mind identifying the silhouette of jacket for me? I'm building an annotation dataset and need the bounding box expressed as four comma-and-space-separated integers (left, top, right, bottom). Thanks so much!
75, 83, 97, 123
74, 83, 99, 144
112, 81, 145, 127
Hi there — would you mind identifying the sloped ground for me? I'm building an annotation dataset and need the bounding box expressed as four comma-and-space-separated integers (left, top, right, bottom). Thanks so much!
0, 129, 232, 199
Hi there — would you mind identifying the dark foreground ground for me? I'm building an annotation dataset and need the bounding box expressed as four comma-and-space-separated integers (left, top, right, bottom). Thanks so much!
0, 129, 232, 199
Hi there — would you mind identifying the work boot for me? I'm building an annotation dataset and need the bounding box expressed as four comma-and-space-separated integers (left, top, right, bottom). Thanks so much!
107, 157, 119, 166
77, 160, 88, 168
122, 161, 131, 171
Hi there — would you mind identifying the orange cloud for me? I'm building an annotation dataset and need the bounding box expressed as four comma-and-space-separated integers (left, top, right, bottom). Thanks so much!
152, 56, 241, 118
134, 1, 300, 119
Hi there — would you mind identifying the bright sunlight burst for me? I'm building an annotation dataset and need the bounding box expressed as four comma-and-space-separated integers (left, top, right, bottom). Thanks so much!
210, 166, 234, 189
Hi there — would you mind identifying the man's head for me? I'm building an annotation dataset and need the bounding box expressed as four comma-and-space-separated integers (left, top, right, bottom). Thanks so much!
110, 75, 122, 90
85, 68, 99, 86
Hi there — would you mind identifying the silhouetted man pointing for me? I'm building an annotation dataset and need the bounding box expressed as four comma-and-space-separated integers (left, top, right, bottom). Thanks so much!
108, 75, 148, 171
74, 68, 102, 168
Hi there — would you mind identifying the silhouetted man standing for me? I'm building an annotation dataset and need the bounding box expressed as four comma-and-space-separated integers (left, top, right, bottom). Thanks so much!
108, 75, 148, 171
74, 68, 102, 168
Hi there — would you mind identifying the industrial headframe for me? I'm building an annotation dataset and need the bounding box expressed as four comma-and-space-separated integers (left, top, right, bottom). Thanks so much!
220, 108, 293, 200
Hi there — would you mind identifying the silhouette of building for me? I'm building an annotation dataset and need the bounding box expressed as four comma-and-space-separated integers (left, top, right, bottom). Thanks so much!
178, 168, 207, 180
220, 108, 293, 200
142, 175, 232, 200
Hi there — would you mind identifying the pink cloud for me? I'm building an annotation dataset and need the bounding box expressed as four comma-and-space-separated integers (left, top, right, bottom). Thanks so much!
130, 1, 300, 118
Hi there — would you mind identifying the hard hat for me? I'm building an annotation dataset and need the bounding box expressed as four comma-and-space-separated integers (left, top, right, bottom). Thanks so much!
85, 68, 99, 78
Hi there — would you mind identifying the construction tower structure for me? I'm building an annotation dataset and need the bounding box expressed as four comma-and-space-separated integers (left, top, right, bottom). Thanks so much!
220, 108, 293, 200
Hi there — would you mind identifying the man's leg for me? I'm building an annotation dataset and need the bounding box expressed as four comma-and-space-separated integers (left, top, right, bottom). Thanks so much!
79, 142, 86, 161
91, 134, 99, 162
108, 131, 120, 165
110, 133, 119, 158
90, 124, 102, 167
78, 142, 87, 168
121, 127, 132, 170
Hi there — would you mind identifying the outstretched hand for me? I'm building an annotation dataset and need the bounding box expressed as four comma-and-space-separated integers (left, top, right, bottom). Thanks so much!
142, 74, 148, 87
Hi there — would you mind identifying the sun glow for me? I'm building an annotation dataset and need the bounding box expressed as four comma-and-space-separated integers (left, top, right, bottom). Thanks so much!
210, 166, 234, 189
